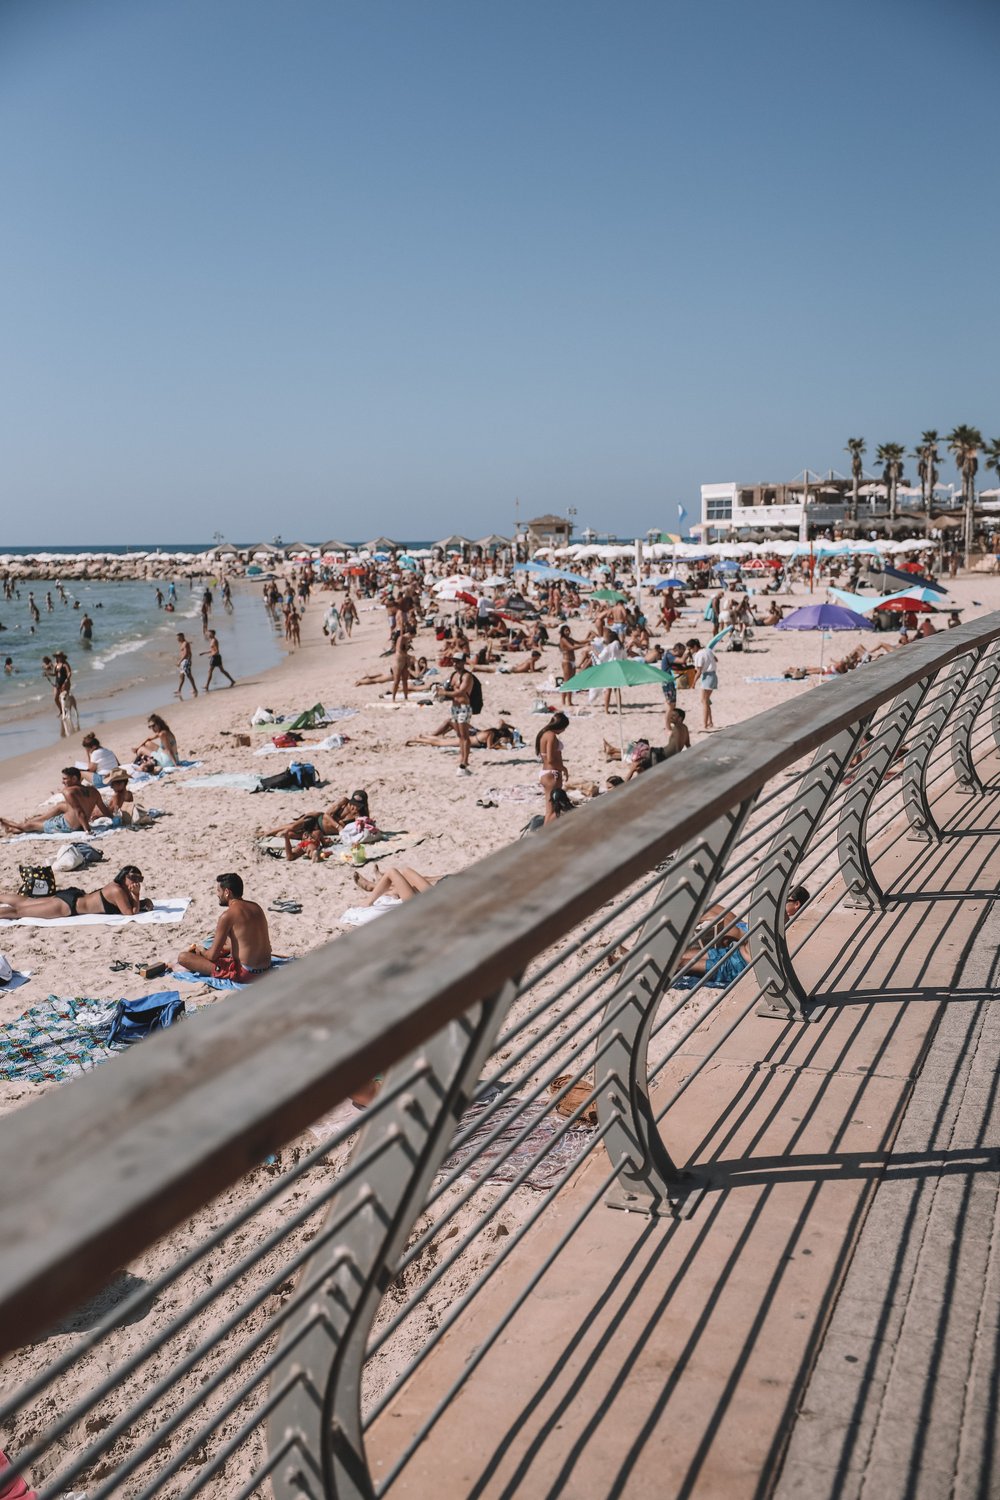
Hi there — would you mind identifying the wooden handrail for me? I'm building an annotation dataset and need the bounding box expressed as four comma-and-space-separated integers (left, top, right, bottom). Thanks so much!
0, 614, 995, 1356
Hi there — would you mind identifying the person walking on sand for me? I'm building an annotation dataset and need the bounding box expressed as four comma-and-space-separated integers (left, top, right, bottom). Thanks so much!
342, 595, 358, 637
175, 872, 272, 984
440, 654, 476, 775
691, 637, 718, 731
176, 633, 198, 698
201, 629, 235, 689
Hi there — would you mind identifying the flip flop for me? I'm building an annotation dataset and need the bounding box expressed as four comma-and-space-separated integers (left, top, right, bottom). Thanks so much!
269, 899, 303, 914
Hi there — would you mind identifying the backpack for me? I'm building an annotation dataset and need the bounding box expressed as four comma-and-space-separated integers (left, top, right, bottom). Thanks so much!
468, 674, 484, 716
105, 991, 185, 1045
289, 761, 318, 790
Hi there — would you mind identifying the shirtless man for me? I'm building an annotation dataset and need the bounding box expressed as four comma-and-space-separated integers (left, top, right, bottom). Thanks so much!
0, 766, 111, 835
176, 872, 272, 983
439, 655, 476, 774
176, 633, 198, 698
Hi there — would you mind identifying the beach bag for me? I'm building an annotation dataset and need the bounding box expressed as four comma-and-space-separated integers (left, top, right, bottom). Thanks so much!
0, 953, 13, 986
17, 865, 54, 898
289, 761, 318, 790
52, 844, 86, 872
272, 732, 301, 748
468, 673, 484, 716
258, 768, 299, 791
105, 991, 185, 1046
338, 817, 381, 846
251, 707, 278, 725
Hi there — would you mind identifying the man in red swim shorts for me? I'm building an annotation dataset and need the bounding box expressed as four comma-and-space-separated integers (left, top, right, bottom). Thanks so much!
176, 872, 272, 983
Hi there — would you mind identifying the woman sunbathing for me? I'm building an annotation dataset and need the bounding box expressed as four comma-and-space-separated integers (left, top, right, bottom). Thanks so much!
0, 865, 151, 920
261, 789, 371, 841
351, 864, 445, 903
405, 720, 517, 750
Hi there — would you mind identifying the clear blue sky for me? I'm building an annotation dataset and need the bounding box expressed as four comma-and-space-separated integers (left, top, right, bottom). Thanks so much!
1, 0, 997, 545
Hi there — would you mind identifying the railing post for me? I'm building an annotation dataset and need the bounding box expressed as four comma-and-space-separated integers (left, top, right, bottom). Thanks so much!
949, 644, 1000, 796
902, 650, 982, 841
838, 679, 932, 909
596, 800, 756, 1218
267, 981, 517, 1500
750, 724, 869, 1022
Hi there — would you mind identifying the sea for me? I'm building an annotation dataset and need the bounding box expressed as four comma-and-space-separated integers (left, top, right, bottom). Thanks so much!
0, 554, 287, 762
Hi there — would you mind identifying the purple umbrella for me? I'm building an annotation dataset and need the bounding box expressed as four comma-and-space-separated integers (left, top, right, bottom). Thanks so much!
775, 603, 874, 671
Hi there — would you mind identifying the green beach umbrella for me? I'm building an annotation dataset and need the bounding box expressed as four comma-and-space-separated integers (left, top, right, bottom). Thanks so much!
559, 658, 674, 753
590, 588, 629, 603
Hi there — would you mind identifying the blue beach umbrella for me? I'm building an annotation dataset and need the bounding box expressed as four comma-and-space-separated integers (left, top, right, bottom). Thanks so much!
652, 577, 686, 590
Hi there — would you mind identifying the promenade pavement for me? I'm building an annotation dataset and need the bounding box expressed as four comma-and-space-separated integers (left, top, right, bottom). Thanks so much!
368, 767, 1000, 1497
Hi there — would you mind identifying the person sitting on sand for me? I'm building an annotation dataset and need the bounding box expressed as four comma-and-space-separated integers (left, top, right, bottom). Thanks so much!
0, 766, 112, 836
351, 864, 446, 903
602, 712, 690, 779
103, 766, 135, 821
175, 871, 272, 983
134, 714, 180, 767
0, 864, 151, 920
261, 789, 371, 842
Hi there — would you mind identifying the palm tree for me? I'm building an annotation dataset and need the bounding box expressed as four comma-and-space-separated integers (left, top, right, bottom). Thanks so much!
845, 438, 865, 523
875, 442, 906, 524
913, 430, 940, 525
946, 425, 984, 567
985, 436, 1000, 495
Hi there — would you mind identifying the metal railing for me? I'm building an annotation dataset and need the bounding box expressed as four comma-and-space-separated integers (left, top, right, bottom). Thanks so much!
1, 615, 999, 1498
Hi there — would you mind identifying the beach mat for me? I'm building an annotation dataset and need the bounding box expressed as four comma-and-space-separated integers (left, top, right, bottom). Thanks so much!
0, 971, 32, 995
440, 1089, 595, 1191
171, 954, 294, 991
184, 773, 263, 791
0, 898, 190, 929
126, 758, 202, 789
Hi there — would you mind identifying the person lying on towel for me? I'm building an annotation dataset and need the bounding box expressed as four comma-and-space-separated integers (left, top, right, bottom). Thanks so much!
175, 872, 272, 984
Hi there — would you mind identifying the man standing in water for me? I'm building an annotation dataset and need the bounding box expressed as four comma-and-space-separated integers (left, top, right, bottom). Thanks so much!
175, 872, 272, 983
176, 632, 198, 698
79, 612, 94, 644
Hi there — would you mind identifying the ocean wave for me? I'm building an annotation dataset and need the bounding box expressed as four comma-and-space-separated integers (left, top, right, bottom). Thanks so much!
91, 636, 151, 671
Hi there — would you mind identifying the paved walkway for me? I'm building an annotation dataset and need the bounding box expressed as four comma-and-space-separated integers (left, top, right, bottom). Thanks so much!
368, 775, 1000, 1498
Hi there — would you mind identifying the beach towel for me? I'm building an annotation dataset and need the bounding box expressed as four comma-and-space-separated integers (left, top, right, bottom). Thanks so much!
126, 758, 202, 789
0, 971, 32, 995
3, 824, 117, 844
171, 954, 294, 990
440, 1088, 595, 1191
0, 898, 190, 929
253, 733, 347, 755
339, 894, 402, 926
183, 773, 264, 791
479, 785, 544, 804
0, 993, 192, 1084
744, 676, 801, 683
0, 996, 121, 1082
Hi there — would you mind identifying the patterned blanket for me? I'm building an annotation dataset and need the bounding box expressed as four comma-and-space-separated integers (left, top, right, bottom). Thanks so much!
0, 996, 121, 1083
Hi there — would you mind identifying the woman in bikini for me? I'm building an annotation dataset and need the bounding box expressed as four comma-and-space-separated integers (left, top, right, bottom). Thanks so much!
536, 712, 569, 824
0, 865, 151, 920
557, 626, 589, 707
134, 715, 180, 768
260, 789, 371, 843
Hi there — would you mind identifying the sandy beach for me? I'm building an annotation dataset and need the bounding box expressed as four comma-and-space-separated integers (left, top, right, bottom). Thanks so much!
1, 567, 998, 1495
2, 570, 998, 1066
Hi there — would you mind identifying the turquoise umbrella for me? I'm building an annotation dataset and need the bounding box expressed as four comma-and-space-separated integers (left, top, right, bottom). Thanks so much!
559, 658, 674, 752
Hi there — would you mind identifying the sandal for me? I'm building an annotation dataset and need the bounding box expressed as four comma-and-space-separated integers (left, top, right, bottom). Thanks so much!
269, 899, 303, 914
110, 959, 133, 972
